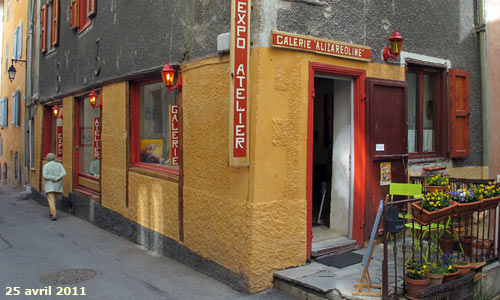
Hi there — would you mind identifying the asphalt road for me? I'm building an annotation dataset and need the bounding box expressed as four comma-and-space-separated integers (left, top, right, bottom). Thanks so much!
0, 183, 294, 300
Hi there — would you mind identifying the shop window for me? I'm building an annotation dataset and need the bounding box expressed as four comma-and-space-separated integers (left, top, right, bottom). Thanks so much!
71, 0, 96, 32
29, 119, 36, 169
43, 105, 63, 159
0, 97, 8, 128
14, 152, 19, 181
406, 65, 445, 157
130, 80, 180, 175
75, 92, 101, 194
0, 134, 3, 156
41, 0, 59, 53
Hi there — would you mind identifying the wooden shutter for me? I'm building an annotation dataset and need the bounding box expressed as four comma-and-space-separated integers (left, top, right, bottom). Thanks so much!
87, 0, 96, 18
17, 22, 22, 59
14, 91, 20, 127
51, 0, 59, 46
449, 69, 470, 158
12, 92, 17, 126
0, 98, 4, 127
41, 5, 47, 53
13, 28, 18, 59
71, 0, 80, 30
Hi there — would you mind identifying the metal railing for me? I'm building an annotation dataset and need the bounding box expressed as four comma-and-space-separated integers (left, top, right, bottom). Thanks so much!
381, 177, 498, 300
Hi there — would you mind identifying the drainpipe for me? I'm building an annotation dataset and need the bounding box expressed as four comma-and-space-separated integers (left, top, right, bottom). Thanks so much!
478, 0, 490, 178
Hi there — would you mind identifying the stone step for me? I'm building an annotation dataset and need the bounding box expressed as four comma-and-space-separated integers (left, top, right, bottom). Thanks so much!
311, 237, 359, 259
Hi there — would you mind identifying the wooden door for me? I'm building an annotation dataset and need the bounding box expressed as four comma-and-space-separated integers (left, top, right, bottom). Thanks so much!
365, 78, 408, 239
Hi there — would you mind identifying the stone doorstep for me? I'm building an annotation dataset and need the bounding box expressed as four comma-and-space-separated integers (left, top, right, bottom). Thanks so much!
312, 237, 359, 258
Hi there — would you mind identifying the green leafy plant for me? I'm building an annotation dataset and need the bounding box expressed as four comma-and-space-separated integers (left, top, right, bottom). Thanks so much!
421, 191, 450, 211
427, 262, 447, 275
406, 261, 428, 280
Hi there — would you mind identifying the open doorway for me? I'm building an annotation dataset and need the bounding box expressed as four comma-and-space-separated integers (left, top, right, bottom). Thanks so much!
311, 76, 356, 256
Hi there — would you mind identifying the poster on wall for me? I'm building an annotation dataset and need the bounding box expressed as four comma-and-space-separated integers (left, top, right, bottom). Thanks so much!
229, 0, 250, 167
169, 104, 179, 166
56, 125, 63, 159
92, 118, 101, 160
140, 139, 163, 164
380, 162, 392, 186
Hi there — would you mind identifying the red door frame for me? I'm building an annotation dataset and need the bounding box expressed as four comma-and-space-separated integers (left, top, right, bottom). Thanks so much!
307, 63, 366, 259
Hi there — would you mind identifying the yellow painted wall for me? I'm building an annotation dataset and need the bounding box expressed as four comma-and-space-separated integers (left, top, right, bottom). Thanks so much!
29, 104, 44, 192
181, 56, 250, 284
101, 82, 128, 215
62, 97, 74, 197
0, 0, 28, 187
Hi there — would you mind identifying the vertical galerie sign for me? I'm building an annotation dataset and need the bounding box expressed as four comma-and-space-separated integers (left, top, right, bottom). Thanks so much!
92, 117, 101, 159
229, 0, 250, 166
169, 104, 180, 166
56, 125, 63, 159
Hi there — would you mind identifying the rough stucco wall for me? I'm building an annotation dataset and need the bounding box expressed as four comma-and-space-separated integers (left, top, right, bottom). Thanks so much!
182, 57, 250, 287
62, 96, 74, 197
38, 0, 231, 101
487, 0, 500, 178
127, 173, 179, 241
0, 0, 28, 187
101, 82, 128, 216
245, 47, 403, 290
253, 0, 482, 167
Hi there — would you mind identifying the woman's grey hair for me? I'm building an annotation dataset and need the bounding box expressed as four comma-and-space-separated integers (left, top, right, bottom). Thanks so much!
46, 153, 56, 161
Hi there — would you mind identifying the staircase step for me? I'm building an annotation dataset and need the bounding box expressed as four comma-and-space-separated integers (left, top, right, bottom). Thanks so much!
311, 237, 358, 258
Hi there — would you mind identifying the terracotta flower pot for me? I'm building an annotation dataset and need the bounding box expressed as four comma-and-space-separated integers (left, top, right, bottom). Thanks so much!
454, 261, 471, 277
452, 200, 482, 216
443, 269, 459, 282
438, 238, 455, 254
405, 275, 430, 299
427, 273, 444, 287
424, 185, 450, 193
411, 201, 457, 225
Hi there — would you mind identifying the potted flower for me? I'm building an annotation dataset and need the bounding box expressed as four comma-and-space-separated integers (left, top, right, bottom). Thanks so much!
405, 261, 429, 298
412, 191, 456, 225
450, 188, 481, 216
475, 181, 500, 210
453, 260, 471, 277
427, 262, 446, 287
441, 252, 459, 283
424, 171, 450, 193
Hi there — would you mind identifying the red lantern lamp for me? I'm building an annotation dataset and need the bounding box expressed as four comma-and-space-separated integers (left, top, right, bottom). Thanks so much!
88, 89, 102, 109
161, 61, 182, 92
383, 29, 404, 61
52, 105, 60, 118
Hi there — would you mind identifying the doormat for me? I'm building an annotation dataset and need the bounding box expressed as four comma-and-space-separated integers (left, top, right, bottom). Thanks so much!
317, 252, 363, 269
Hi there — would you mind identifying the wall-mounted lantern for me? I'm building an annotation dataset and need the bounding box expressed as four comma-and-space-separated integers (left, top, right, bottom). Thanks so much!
162, 61, 182, 92
52, 105, 60, 118
88, 89, 102, 109
7, 59, 27, 82
383, 29, 404, 61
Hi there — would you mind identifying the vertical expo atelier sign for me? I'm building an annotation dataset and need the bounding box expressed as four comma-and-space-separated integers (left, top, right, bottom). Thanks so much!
56, 125, 63, 159
229, 0, 250, 166
92, 118, 101, 159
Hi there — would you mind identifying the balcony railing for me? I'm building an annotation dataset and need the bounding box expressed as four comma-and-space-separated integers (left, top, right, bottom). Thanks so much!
381, 177, 498, 300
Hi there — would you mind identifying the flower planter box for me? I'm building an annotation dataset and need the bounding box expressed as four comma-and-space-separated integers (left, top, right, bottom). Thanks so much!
411, 201, 457, 225
452, 200, 482, 216
479, 196, 500, 210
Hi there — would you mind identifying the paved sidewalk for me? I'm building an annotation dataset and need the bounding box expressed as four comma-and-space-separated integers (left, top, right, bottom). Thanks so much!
0, 183, 294, 300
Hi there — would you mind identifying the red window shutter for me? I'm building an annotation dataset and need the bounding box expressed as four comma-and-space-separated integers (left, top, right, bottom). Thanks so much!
87, 0, 96, 18
40, 5, 47, 53
449, 69, 470, 158
51, 0, 59, 46
71, 0, 79, 30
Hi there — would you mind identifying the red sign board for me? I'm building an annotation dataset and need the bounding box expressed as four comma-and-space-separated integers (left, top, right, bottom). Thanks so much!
169, 105, 179, 166
271, 31, 371, 62
92, 117, 101, 160
56, 125, 63, 159
230, 0, 250, 166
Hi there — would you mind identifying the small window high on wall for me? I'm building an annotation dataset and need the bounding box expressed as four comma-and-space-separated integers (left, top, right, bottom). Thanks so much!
130, 80, 180, 175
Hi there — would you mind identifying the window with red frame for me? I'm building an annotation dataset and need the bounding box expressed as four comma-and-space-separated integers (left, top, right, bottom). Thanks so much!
131, 80, 180, 174
43, 105, 63, 160
71, 0, 97, 32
